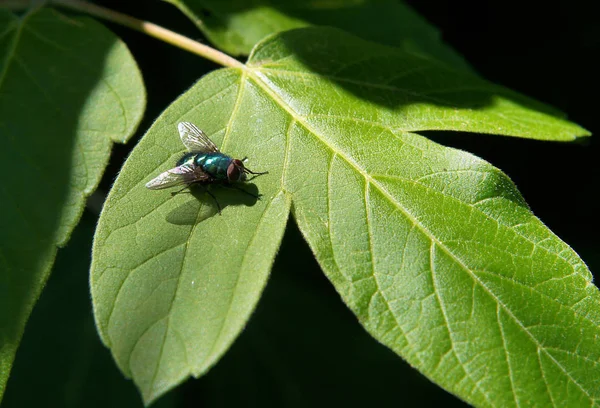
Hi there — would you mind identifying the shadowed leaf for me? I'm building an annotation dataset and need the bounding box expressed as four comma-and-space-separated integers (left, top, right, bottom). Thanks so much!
2, 213, 178, 408
165, 0, 472, 71
0, 7, 145, 401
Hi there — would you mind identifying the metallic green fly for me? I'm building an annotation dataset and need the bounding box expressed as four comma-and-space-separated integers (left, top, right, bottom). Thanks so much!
146, 122, 267, 212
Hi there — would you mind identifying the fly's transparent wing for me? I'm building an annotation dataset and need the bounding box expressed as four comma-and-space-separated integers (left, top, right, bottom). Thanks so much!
178, 122, 219, 153
145, 164, 209, 190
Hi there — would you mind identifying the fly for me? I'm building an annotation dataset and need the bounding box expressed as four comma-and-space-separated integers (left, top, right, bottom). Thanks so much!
146, 122, 268, 213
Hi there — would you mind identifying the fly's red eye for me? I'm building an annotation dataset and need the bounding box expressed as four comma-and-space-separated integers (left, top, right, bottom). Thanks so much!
227, 162, 241, 182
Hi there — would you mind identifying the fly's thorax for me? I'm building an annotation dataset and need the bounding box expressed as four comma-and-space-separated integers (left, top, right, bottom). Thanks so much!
194, 152, 232, 180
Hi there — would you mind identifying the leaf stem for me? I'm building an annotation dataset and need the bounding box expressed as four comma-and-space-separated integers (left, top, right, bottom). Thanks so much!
10, 0, 245, 68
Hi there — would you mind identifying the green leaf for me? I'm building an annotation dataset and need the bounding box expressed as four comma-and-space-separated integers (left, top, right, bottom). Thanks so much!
165, 0, 472, 71
92, 27, 594, 406
200, 222, 464, 406
91, 69, 291, 405
0, 7, 145, 401
3, 212, 179, 408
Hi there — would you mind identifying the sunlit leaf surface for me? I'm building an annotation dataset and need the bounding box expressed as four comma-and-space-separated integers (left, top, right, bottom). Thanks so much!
92, 27, 596, 406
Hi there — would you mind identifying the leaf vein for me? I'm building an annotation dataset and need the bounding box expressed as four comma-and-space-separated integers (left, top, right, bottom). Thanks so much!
430, 243, 494, 404
364, 181, 420, 366
248, 68, 595, 402
147, 210, 205, 395
203, 191, 283, 365
537, 348, 557, 407
105, 242, 186, 337
220, 71, 247, 151
497, 305, 521, 407
258, 67, 449, 105
0, 11, 25, 90
280, 118, 295, 188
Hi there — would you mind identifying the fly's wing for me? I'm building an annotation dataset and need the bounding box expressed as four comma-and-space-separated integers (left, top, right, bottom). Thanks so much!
145, 164, 210, 190
178, 122, 219, 153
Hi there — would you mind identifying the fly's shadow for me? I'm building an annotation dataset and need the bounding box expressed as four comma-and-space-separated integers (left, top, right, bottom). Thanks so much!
166, 183, 261, 225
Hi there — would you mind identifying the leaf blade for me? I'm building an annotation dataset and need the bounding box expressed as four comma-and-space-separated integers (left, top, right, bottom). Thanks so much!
165, 0, 473, 71
93, 26, 596, 406
0, 7, 145, 400
243, 28, 596, 407
91, 68, 291, 404
2, 213, 179, 408
247, 27, 588, 140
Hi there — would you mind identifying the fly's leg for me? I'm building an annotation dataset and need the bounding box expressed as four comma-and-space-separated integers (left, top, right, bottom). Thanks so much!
172, 184, 222, 215
223, 184, 262, 200
241, 158, 269, 177
245, 168, 268, 176
205, 188, 222, 215
171, 185, 191, 196
246, 174, 268, 182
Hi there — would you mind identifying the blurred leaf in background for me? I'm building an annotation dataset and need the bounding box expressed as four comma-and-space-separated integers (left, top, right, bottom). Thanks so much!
3, 212, 177, 407
165, 0, 472, 71
0, 7, 145, 400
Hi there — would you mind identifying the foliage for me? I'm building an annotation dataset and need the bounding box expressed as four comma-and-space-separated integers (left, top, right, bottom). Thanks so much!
0, 1, 596, 407
0, 6, 145, 400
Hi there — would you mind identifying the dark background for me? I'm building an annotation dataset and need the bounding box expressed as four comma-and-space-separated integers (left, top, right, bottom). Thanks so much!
4, 1, 598, 407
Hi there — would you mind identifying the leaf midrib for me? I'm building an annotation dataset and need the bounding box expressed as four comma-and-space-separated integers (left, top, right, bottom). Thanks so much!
243, 67, 595, 403
143, 71, 250, 398
253, 65, 583, 139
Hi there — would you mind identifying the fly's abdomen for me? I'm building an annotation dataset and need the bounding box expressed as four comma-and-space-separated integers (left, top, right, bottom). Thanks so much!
176, 152, 197, 167
195, 153, 231, 180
